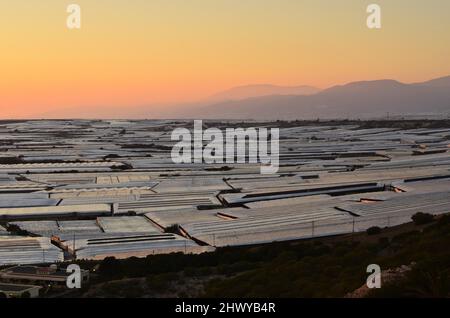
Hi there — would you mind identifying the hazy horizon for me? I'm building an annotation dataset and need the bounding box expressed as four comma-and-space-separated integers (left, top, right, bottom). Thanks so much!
0, 74, 446, 120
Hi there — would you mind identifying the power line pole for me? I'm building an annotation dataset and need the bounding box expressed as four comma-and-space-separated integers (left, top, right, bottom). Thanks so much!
73, 232, 76, 260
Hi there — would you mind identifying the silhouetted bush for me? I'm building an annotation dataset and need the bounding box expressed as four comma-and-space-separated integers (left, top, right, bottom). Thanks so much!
164, 224, 180, 235
367, 226, 382, 235
412, 212, 434, 225
21, 291, 31, 298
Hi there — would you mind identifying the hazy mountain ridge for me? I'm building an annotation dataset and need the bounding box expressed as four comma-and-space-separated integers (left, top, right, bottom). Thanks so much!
207, 84, 321, 102
196, 76, 450, 120
415, 75, 450, 87
33, 75, 450, 119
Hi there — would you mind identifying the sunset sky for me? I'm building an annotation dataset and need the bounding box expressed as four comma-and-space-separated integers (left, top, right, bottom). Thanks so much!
1, 0, 450, 118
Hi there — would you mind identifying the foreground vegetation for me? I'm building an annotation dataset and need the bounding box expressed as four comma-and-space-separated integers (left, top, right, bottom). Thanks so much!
66, 213, 450, 298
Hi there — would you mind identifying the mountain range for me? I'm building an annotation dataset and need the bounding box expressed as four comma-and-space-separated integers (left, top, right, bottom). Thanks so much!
191, 75, 450, 120
206, 84, 321, 102
34, 75, 450, 120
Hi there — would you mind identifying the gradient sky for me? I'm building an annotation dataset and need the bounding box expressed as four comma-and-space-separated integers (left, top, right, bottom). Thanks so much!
1, 0, 450, 118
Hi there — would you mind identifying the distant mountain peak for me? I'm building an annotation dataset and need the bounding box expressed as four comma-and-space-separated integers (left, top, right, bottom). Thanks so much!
320, 79, 407, 95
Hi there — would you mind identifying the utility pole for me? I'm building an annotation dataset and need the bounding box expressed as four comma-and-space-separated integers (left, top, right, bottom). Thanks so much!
351, 218, 356, 242
72, 232, 76, 260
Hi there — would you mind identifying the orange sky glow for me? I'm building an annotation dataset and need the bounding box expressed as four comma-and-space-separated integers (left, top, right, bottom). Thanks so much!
1, 0, 449, 118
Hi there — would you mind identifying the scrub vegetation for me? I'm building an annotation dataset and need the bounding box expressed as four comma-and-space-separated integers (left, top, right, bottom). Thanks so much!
66, 213, 450, 298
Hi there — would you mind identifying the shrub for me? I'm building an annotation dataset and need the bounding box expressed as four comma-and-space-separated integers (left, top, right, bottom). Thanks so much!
412, 212, 434, 225
366, 226, 382, 235
164, 224, 180, 235
99, 257, 122, 279
21, 291, 31, 298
